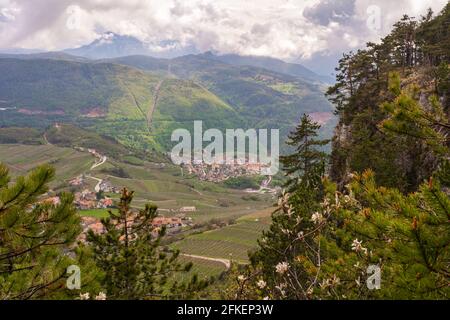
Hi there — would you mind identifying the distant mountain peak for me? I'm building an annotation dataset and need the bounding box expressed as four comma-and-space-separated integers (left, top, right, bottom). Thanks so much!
63, 33, 199, 60
94, 31, 119, 45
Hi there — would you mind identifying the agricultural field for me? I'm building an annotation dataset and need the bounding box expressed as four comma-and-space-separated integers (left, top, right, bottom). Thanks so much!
0, 144, 95, 187
172, 208, 273, 263
79, 209, 110, 219
91, 159, 274, 224
0, 144, 274, 225
0, 143, 275, 274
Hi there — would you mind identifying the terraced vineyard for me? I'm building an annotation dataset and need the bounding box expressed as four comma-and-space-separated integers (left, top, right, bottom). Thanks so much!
172, 208, 273, 263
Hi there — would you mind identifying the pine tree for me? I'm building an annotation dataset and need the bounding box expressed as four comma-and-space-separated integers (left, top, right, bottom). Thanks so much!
0, 164, 82, 299
381, 72, 450, 156
316, 170, 449, 299
247, 184, 328, 299
326, 5, 449, 193
280, 114, 329, 192
87, 188, 206, 300
242, 116, 330, 299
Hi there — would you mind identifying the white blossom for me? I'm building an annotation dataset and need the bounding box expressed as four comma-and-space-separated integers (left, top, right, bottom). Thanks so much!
351, 239, 363, 251
79, 292, 90, 300
237, 275, 246, 282
278, 190, 290, 207
311, 212, 323, 224
297, 231, 304, 240
319, 279, 329, 289
95, 292, 107, 300
275, 262, 289, 274
257, 280, 267, 289
351, 239, 368, 255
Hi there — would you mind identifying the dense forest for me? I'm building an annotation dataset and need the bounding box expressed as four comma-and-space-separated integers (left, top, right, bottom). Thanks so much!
328, 6, 449, 192
233, 3, 449, 300
0, 5, 449, 300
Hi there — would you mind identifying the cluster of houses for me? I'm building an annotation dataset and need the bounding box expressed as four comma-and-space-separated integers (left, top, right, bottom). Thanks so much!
74, 189, 114, 210
78, 213, 193, 243
78, 216, 105, 243
68, 175, 84, 186
184, 162, 268, 182
69, 175, 119, 193
39, 194, 195, 243
97, 180, 120, 194
152, 217, 183, 228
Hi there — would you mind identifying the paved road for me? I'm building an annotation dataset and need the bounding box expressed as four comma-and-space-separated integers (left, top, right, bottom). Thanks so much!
86, 175, 103, 193
91, 156, 107, 170
181, 254, 231, 270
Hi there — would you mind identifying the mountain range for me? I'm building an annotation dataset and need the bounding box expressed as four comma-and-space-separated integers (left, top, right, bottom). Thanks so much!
61, 32, 333, 83
0, 32, 335, 153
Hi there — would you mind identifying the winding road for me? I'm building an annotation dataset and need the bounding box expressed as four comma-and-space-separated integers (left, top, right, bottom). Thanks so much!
86, 175, 103, 193
90, 156, 107, 170
181, 254, 231, 270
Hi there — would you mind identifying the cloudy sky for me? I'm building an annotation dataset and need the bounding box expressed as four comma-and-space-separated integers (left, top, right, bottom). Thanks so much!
0, 0, 447, 74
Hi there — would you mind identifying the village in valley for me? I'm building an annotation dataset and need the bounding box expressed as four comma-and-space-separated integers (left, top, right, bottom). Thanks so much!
37, 147, 202, 242
183, 161, 268, 183
38, 144, 276, 244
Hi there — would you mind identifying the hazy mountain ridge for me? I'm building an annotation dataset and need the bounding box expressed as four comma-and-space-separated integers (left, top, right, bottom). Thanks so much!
60, 31, 330, 81
63, 32, 199, 60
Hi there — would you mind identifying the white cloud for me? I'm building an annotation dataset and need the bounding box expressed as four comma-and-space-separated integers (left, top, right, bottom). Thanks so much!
0, 0, 447, 60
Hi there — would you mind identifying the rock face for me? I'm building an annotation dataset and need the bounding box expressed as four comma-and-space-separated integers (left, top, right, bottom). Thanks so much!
329, 122, 351, 190
329, 69, 446, 192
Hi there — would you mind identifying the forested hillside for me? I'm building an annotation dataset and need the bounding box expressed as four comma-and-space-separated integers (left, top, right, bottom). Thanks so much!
0, 58, 243, 151
225, 4, 449, 300
327, 5, 450, 192
0, 52, 334, 152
